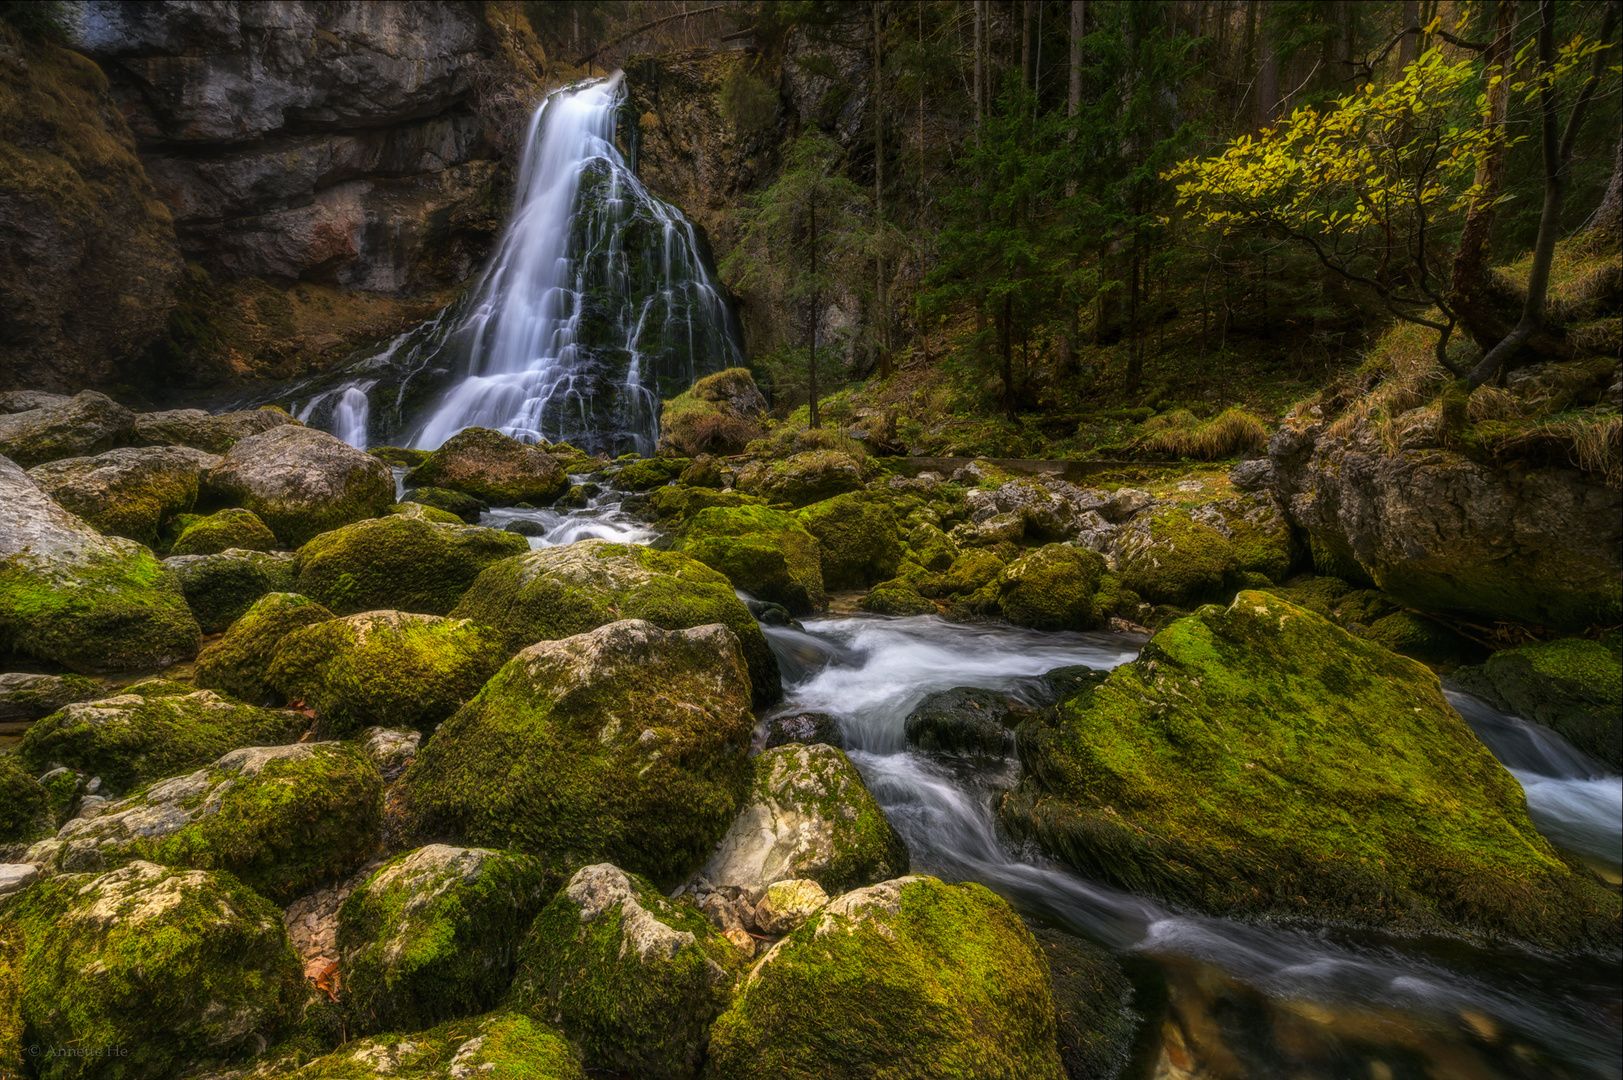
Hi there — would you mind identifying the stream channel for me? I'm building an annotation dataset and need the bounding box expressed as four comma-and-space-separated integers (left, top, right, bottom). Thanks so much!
492, 480, 1622, 1080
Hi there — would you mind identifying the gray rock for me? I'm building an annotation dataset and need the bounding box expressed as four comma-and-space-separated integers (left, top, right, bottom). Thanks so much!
751, 878, 828, 935
0, 392, 71, 414
0, 672, 104, 721
133, 407, 299, 454
0, 392, 136, 467
951, 510, 1026, 547
904, 686, 1029, 756
1100, 487, 1154, 522
0, 862, 39, 897
361, 727, 421, 782
203, 425, 395, 546
1228, 458, 1274, 491
29, 446, 220, 544
763, 710, 844, 750
992, 478, 1080, 540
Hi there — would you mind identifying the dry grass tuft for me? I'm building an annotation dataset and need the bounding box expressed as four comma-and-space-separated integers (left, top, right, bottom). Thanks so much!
1138, 406, 1268, 459
1467, 387, 1528, 423
1479, 411, 1623, 488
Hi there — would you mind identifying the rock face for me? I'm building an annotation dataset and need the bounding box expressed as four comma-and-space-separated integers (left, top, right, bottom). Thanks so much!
29, 742, 382, 901
269, 610, 506, 737
338, 845, 551, 1035
1453, 636, 1623, 767
403, 620, 755, 887
62, 1, 541, 293
705, 876, 1065, 1080
202, 425, 395, 546
701, 743, 908, 899
1268, 420, 1622, 630
293, 513, 527, 615
404, 427, 569, 506
0, 392, 136, 467
193, 591, 335, 704
16, 679, 306, 796
450, 539, 781, 707
1003, 591, 1620, 951
677, 504, 827, 614
0, 31, 182, 394
5, 861, 303, 1080
0, 456, 201, 672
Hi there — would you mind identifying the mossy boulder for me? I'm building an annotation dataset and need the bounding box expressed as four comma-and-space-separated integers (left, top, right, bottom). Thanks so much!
676, 504, 827, 614
735, 450, 865, 508
0, 672, 102, 721
657, 367, 768, 456
27, 446, 219, 546
17, 682, 307, 796
705, 876, 1065, 1080
0, 916, 20, 1078
969, 544, 1105, 631
403, 427, 568, 506
615, 455, 687, 491
930, 547, 1005, 598
1113, 493, 1296, 606
0, 392, 134, 468
512, 863, 747, 1080
386, 501, 464, 525
169, 507, 277, 555
903, 686, 1039, 756
164, 549, 297, 633
194, 593, 335, 705
1453, 636, 1622, 767
337, 845, 551, 1035
858, 580, 937, 616
202, 426, 395, 547
0, 753, 53, 848
1002, 591, 1620, 950
31, 742, 382, 901
265, 1011, 584, 1079
0, 456, 201, 672
400, 486, 488, 524
1032, 927, 1138, 1080
293, 514, 528, 617
701, 743, 908, 899
5, 861, 303, 1080
641, 485, 765, 525
368, 445, 431, 469
763, 711, 844, 750
1360, 609, 1480, 666
133, 407, 297, 454
402, 620, 755, 887
906, 522, 958, 572
450, 539, 781, 707
794, 493, 902, 591
269, 611, 507, 738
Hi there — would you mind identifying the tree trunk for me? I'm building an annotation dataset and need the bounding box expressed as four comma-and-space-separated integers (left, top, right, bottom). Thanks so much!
1126, 242, 1143, 392
873, 0, 890, 377
1001, 292, 1016, 419
808, 191, 820, 430
1399, 0, 1419, 68
1067, 1, 1083, 197
1254, 7, 1278, 129
1591, 132, 1623, 247
1023, 0, 1035, 93
1241, 0, 1259, 99
973, 0, 984, 144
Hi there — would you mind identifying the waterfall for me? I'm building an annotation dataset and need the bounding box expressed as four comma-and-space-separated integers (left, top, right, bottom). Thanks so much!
402, 73, 741, 454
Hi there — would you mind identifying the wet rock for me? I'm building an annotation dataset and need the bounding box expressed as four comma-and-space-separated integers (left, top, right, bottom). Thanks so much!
194, 592, 335, 705
293, 513, 526, 616
795, 492, 902, 590
504, 518, 546, 536
0, 456, 201, 672
339, 845, 550, 1035
735, 450, 866, 508
164, 548, 297, 633
1032, 927, 1139, 1080
269, 611, 506, 738
1002, 591, 1620, 951
1361, 609, 1480, 667
402, 485, 489, 524
404, 427, 568, 506
658, 367, 768, 456
7, 861, 301, 1076
0, 392, 135, 468
511, 863, 746, 1080
27, 446, 218, 545
132, 407, 299, 454
403, 620, 755, 886
29, 742, 382, 901
16, 679, 306, 797
361, 727, 421, 782
701, 743, 908, 899
615, 455, 687, 491
0, 672, 102, 722
858, 579, 937, 615
450, 539, 781, 707
203, 425, 395, 547
904, 686, 1028, 756
169, 507, 278, 555
706, 876, 1065, 1080
677, 504, 827, 614
1453, 636, 1622, 768
751, 878, 829, 935
763, 711, 844, 749
970, 544, 1107, 631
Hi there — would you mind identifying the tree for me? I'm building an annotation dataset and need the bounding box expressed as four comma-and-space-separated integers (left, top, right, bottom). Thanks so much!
722, 135, 872, 429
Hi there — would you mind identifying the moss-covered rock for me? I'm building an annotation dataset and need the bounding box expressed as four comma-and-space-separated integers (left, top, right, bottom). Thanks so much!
1031, 927, 1138, 1080
906, 522, 959, 572
676, 504, 826, 614
1453, 636, 1622, 767
0, 916, 21, 1078
269, 611, 507, 738
6, 861, 303, 1080
27, 446, 219, 546
202, 426, 395, 547
133, 407, 297, 455
706, 876, 1065, 1080
512, 863, 746, 1080
294, 514, 528, 617
735, 450, 865, 508
763, 711, 844, 750
1113, 493, 1296, 606
794, 493, 902, 591
1002, 591, 1620, 950
337, 845, 551, 1035
403, 428, 568, 506
903, 686, 1034, 756
194, 593, 335, 705
1361, 609, 1480, 667
164, 549, 297, 633
641, 485, 765, 525
701, 743, 908, 899
369, 445, 431, 469
450, 539, 781, 706
615, 455, 687, 491
386, 501, 464, 525
258, 1011, 585, 1079
929, 547, 1005, 598
32, 742, 382, 901
0, 671, 102, 721
657, 367, 768, 457
0, 392, 135, 468
0, 456, 201, 672
169, 507, 278, 556
967, 544, 1106, 631
0, 753, 53, 848
858, 580, 937, 616
17, 682, 307, 796
400, 486, 488, 524
403, 620, 754, 887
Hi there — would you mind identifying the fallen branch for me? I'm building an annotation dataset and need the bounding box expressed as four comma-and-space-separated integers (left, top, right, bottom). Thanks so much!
576, 5, 725, 66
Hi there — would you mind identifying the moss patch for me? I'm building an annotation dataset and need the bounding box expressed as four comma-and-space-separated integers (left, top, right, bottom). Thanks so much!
1453, 636, 1623, 767
169, 507, 277, 555
969, 544, 1105, 631
294, 515, 527, 617
794, 493, 903, 591
194, 592, 335, 705
677, 504, 827, 614
404, 427, 568, 506
255, 1010, 584, 1079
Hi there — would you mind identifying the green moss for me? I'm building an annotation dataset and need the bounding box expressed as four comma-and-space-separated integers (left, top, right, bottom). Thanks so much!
931, 548, 1005, 598
403, 428, 568, 506
1361, 610, 1480, 667
677, 504, 827, 614
0, 919, 21, 1079
269, 1011, 585, 1079
17, 684, 307, 795
370, 446, 431, 468
269, 612, 507, 738
1453, 636, 1623, 767
859, 580, 937, 616
970, 545, 1105, 631
1002, 591, 1620, 950
294, 515, 527, 616
705, 876, 1065, 1080
167, 507, 277, 556
511, 864, 745, 1078
615, 455, 687, 491
449, 540, 781, 707
400, 486, 488, 524
194, 592, 335, 704
0, 753, 51, 845
739, 450, 866, 508
338, 846, 551, 1035
7, 861, 304, 1080
28, 451, 202, 546
1030, 927, 1138, 1080
794, 493, 903, 590
906, 522, 958, 572
387, 501, 464, 524
642, 485, 765, 524
1117, 498, 1296, 606
166, 549, 295, 633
